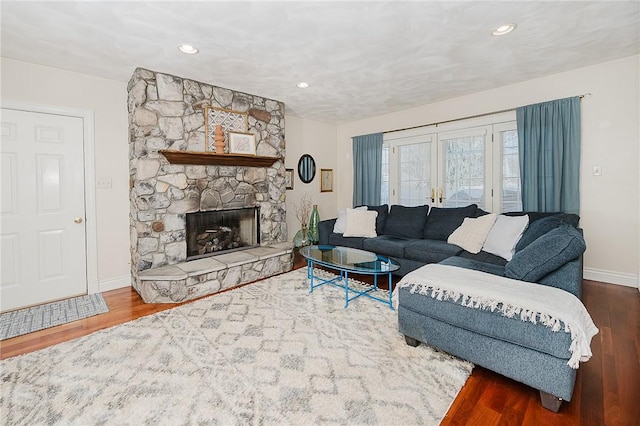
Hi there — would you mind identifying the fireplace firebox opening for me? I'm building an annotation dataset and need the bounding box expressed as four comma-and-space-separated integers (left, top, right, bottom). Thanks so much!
186, 207, 260, 260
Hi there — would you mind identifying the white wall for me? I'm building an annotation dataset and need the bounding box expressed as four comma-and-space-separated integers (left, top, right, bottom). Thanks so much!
1, 58, 131, 291
284, 116, 338, 239
4, 55, 637, 288
0, 58, 342, 291
336, 55, 640, 288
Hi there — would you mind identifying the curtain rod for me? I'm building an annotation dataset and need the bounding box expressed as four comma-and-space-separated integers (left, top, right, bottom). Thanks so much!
384, 93, 591, 135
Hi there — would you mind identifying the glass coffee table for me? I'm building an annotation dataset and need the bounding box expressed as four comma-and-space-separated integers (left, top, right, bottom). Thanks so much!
299, 245, 400, 309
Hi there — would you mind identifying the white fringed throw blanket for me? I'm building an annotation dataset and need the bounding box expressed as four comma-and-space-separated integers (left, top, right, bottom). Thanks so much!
395, 264, 599, 368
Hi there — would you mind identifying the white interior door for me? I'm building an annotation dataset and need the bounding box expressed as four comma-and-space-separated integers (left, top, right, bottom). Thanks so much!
1, 108, 87, 311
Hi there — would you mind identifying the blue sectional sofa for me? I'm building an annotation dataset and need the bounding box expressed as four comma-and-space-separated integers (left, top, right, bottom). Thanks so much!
317, 204, 588, 411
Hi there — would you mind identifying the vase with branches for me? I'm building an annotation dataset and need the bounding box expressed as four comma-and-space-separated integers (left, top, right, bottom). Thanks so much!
293, 193, 312, 247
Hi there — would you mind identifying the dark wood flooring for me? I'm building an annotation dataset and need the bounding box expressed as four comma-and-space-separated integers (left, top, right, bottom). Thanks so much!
1, 258, 638, 425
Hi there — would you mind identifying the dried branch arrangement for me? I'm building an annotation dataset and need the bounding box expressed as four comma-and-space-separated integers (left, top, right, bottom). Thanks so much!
294, 193, 312, 228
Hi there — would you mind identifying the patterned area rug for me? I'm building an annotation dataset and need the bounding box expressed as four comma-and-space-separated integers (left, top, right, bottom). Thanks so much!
0, 293, 109, 340
1, 269, 472, 425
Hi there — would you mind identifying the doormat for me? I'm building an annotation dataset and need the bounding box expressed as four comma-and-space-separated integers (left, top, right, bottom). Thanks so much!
1, 293, 109, 340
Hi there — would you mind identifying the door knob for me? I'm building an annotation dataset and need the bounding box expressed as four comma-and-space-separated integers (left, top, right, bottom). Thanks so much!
74, 217, 83, 224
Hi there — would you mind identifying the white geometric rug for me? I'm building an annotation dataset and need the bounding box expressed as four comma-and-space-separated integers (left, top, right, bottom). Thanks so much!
0, 269, 472, 425
0, 293, 109, 340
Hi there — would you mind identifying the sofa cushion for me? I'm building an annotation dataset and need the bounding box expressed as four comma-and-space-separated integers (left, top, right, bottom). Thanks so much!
333, 206, 366, 233
363, 235, 413, 258
423, 204, 478, 241
447, 213, 497, 254
356, 204, 388, 235
515, 213, 580, 252
383, 205, 429, 238
482, 214, 529, 261
457, 250, 508, 266
404, 239, 464, 264
343, 209, 378, 238
398, 286, 573, 360
328, 233, 366, 250
439, 256, 506, 276
506, 225, 586, 282
504, 211, 567, 224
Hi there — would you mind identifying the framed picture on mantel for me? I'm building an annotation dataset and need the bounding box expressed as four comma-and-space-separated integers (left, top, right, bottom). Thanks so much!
205, 106, 248, 152
228, 132, 256, 155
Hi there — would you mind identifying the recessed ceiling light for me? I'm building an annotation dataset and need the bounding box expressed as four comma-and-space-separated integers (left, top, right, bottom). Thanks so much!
179, 44, 199, 54
297, 82, 310, 88
492, 24, 517, 36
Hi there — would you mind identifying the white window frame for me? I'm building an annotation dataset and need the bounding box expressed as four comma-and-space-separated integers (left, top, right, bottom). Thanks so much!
382, 112, 519, 212
437, 125, 493, 210
492, 121, 521, 212
383, 131, 437, 206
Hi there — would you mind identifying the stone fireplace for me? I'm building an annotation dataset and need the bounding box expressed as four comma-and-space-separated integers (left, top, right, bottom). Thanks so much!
186, 207, 260, 260
128, 68, 292, 303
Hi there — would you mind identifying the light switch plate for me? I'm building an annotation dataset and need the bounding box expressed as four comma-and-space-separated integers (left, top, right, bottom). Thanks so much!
96, 177, 112, 188
592, 165, 602, 176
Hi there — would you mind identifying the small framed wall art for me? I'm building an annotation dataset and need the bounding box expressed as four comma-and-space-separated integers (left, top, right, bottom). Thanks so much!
320, 168, 333, 192
228, 132, 256, 155
285, 168, 294, 190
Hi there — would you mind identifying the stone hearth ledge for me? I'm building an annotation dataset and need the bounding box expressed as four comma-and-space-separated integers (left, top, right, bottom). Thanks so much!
134, 242, 294, 303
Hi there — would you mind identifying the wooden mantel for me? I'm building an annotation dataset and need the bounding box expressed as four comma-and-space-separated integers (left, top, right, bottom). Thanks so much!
160, 150, 281, 167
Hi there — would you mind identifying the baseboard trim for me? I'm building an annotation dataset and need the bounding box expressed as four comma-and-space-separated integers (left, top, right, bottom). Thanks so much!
583, 268, 639, 289
98, 275, 131, 293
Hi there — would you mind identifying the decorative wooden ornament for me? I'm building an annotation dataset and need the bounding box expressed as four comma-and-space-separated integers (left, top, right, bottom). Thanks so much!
213, 124, 225, 154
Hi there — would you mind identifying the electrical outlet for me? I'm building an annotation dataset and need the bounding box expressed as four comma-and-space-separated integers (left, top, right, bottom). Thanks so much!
96, 177, 112, 188
592, 165, 602, 176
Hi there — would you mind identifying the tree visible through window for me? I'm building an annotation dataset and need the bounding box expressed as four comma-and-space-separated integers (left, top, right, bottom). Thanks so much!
501, 129, 522, 212
381, 117, 522, 213
443, 135, 485, 209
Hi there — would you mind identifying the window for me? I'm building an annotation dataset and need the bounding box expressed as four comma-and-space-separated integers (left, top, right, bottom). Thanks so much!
440, 129, 488, 209
381, 145, 390, 205
497, 127, 522, 212
398, 141, 432, 206
382, 113, 521, 213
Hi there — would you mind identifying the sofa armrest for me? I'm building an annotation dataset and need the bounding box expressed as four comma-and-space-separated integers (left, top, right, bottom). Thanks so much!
318, 219, 337, 245
537, 257, 583, 298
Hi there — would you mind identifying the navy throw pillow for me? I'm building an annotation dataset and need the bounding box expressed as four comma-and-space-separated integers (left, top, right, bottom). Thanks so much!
383, 205, 429, 238
505, 225, 586, 283
356, 204, 388, 235
423, 204, 478, 240
515, 213, 581, 252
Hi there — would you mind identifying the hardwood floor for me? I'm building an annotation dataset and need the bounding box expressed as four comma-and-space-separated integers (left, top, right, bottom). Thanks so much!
1, 269, 638, 425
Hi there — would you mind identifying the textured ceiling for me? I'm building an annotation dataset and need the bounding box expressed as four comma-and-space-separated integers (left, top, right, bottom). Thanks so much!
1, 1, 639, 123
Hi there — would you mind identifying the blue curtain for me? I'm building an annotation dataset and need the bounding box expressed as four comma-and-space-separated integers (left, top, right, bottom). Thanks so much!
352, 133, 383, 206
516, 97, 581, 214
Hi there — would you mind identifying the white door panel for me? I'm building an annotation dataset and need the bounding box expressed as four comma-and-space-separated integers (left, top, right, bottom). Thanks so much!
383, 118, 520, 213
385, 133, 437, 207
1, 108, 87, 311
437, 126, 492, 209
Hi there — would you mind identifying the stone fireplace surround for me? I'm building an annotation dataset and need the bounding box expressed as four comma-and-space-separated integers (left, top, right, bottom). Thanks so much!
128, 68, 292, 303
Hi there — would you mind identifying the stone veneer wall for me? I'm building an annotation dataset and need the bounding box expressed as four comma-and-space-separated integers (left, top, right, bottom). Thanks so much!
127, 68, 287, 281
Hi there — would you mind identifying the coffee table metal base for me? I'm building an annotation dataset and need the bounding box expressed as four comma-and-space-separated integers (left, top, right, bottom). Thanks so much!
306, 261, 394, 310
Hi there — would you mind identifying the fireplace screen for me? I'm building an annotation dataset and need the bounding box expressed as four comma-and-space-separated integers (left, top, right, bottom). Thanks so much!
186, 207, 260, 260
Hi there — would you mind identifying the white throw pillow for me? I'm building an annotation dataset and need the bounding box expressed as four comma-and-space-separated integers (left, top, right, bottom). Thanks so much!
483, 214, 529, 261
343, 208, 378, 238
333, 206, 367, 234
447, 214, 497, 254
